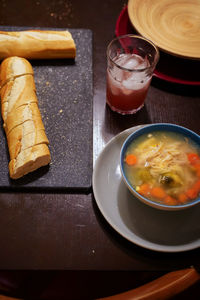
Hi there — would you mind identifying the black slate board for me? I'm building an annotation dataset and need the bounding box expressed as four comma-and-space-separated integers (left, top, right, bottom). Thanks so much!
0, 27, 93, 192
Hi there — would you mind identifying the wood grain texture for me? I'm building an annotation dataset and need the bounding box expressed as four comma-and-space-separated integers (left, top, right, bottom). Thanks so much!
97, 268, 200, 300
128, 0, 200, 59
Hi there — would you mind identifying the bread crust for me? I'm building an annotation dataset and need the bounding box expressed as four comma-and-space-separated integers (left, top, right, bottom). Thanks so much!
8, 128, 49, 160
9, 144, 51, 179
0, 56, 51, 179
1, 74, 37, 122
0, 56, 34, 87
4, 102, 44, 135
0, 30, 76, 60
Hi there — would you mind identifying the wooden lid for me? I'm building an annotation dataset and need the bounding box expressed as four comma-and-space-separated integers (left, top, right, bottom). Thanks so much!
128, 0, 200, 60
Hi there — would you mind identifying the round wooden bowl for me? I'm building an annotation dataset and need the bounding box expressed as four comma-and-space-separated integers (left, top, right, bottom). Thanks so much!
127, 0, 200, 60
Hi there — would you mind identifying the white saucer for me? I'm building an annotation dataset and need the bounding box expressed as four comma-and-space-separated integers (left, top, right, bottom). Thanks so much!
92, 126, 200, 252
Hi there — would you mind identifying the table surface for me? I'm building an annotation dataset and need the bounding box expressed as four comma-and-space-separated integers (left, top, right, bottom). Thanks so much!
0, 0, 199, 272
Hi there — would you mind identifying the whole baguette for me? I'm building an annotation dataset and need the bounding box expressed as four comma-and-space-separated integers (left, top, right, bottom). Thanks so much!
0, 56, 51, 179
0, 30, 76, 60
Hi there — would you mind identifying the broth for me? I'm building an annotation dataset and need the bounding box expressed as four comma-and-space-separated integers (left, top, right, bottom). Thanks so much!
123, 131, 200, 206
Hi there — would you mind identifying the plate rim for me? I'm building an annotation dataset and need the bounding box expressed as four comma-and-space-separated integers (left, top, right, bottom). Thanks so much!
92, 125, 200, 253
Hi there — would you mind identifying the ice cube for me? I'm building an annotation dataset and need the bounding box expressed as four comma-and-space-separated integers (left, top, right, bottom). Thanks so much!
122, 74, 150, 91
114, 53, 130, 66
109, 64, 124, 82
136, 57, 150, 69
122, 54, 142, 70
109, 81, 120, 95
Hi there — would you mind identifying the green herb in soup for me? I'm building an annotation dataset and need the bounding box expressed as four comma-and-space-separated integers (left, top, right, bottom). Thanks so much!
124, 131, 200, 206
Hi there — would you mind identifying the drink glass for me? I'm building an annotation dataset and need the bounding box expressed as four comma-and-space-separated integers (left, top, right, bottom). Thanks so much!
106, 34, 159, 114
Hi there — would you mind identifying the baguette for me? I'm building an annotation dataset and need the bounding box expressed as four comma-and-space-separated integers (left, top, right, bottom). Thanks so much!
4, 103, 44, 135
1, 74, 37, 123
0, 56, 34, 87
7, 128, 49, 160
0, 30, 76, 60
0, 56, 51, 179
9, 144, 50, 180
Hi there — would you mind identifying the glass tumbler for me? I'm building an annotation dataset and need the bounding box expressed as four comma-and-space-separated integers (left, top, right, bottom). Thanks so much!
106, 34, 159, 114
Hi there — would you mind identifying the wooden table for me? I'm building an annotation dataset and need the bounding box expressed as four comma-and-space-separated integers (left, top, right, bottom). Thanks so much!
0, 0, 199, 298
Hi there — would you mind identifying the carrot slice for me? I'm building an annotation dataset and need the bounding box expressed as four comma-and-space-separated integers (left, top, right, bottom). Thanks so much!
194, 163, 200, 176
138, 183, 151, 197
151, 187, 166, 199
164, 196, 177, 206
186, 188, 198, 200
125, 154, 137, 166
194, 163, 200, 170
193, 180, 200, 193
187, 153, 200, 165
178, 193, 188, 204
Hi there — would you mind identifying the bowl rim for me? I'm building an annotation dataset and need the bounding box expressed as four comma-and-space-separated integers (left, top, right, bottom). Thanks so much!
120, 123, 200, 210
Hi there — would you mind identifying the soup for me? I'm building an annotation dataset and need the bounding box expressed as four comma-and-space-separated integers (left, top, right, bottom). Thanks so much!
123, 130, 200, 206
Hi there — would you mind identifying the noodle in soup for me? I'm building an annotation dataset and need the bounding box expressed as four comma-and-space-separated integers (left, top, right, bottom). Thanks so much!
123, 131, 200, 206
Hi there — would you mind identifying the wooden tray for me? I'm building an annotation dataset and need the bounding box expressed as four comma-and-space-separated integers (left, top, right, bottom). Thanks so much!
128, 0, 200, 60
0, 27, 93, 192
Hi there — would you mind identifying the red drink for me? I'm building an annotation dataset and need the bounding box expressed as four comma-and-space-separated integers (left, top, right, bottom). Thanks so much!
106, 53, 151, 114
